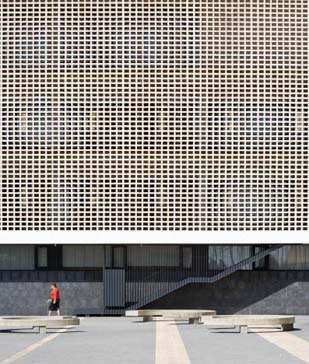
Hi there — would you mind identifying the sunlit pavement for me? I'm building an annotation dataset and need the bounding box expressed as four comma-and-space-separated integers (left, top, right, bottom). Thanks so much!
1, 316, 309, 364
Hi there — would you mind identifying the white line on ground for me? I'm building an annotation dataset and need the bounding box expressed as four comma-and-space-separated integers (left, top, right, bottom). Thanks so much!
258, 331, 309, 364
155, 320, 191, 364
0, 326, 74, 364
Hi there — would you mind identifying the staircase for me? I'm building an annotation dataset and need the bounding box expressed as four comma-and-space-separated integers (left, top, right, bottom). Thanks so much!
129, 244, 283, 310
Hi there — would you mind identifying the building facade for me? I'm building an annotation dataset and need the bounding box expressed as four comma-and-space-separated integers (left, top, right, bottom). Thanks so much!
0, 0, 308, 315
1, 244, 309, 315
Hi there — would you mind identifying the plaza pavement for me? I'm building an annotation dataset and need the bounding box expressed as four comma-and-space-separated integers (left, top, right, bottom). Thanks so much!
1, 316, 309, 364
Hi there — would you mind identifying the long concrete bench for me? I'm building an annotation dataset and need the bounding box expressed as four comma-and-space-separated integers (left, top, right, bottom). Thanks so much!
202, 315, 295, 334
126, 309, 216, 324
0, 316, 80, 334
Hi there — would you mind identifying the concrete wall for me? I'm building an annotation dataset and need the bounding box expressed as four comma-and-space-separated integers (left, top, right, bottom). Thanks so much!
1, 271, 309, 315
145, 271, 309, 315
0, 282, 104, 316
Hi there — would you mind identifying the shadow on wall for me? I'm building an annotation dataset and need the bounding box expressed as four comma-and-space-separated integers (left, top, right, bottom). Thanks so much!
143, 271, 309, 315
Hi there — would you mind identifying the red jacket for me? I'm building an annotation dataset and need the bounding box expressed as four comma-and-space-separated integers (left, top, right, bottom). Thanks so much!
50, 288, 60, 300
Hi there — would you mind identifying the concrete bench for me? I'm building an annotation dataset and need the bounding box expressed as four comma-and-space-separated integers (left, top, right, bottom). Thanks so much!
0, 316, 80, 334
126, 309, 216, 325
202, 315, 295, 334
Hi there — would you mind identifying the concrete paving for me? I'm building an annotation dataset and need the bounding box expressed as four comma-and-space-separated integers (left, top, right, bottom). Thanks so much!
288, 316, 309, 342
178, 323, 306, 364
0, 330, 44, 362
0, 316, 309, 364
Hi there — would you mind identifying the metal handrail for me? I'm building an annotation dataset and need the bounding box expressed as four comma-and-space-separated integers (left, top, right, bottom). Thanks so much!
129, 245, 284, 310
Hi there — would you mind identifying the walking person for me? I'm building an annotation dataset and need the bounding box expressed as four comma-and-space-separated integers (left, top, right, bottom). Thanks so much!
48, 283, 61, 317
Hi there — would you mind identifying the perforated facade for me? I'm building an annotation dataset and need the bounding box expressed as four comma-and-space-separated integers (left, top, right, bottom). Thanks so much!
0, 0, 308, 233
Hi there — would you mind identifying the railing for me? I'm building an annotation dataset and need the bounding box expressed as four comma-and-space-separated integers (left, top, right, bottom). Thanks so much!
129, 245, 284, 310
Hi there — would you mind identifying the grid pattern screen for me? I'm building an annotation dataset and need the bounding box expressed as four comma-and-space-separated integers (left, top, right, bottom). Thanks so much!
0, 0, 308, 231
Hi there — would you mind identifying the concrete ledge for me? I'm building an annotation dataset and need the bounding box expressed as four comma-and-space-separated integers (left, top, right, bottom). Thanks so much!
0, 316, 80, 333
202, 315, 295, 333
125, 310, 139, 317
126, 309, 216, 324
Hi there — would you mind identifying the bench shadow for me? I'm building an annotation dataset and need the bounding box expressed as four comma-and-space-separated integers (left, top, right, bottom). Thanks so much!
208, 327, 302, 334
45, 330, 85, 334
209, 331, 241, 334
132, 319, 178, 323
0, 329, 85, 334
172, 322, 202, 326
133, 320, 201, 325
